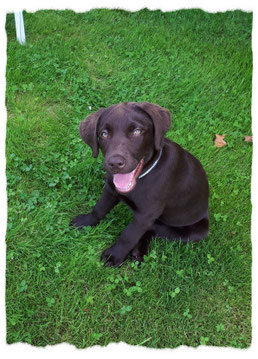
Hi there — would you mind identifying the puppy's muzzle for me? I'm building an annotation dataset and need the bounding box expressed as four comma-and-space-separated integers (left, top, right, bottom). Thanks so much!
107, 155, 126, 173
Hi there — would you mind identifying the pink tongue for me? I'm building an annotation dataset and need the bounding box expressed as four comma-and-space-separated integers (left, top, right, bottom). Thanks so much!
113, 170, 134, 190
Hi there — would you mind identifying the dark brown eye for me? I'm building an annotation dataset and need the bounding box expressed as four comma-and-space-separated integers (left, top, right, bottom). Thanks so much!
133, 128, 142, 136
100, 130, 109, 138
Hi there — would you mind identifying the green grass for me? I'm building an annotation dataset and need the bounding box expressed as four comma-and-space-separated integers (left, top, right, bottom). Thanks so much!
5, 8, 252, 348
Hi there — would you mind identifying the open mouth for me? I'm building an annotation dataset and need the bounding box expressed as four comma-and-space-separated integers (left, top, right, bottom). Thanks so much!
113, 158, 144, 193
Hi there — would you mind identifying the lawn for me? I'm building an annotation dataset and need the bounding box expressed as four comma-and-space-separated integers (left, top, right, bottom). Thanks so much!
5, 8, 252, 348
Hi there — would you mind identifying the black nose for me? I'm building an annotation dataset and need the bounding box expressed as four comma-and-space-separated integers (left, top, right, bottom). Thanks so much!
108, 155, 126, 171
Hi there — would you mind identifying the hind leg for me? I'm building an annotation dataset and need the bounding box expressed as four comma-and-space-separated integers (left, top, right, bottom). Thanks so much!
129, 217, 209, 263
154, 217, 209, 243
130, 230, 155, 263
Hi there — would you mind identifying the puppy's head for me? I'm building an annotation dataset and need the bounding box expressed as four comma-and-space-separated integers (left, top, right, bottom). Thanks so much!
79, 102, 171, 193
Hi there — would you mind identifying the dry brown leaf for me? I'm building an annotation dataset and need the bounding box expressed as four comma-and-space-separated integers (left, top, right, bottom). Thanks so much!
244, 136, 252, 142
214, 134, 226, 148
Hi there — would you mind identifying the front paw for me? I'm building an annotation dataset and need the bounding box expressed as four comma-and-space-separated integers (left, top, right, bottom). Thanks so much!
129, 252, 144, 264
70, 213, 98, 229
101, 245, 127, 267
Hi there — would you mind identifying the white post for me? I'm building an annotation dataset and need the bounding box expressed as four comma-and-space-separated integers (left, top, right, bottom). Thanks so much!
14, 11, 26, 45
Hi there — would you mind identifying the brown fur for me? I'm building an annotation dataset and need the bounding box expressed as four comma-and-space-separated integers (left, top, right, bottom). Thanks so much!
71, 102, 209, 267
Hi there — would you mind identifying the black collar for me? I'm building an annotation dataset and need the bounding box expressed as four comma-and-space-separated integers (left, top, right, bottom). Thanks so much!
138, 148, 163, 179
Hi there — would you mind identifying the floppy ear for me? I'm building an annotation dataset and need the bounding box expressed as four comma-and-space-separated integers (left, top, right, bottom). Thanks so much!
138, 102, 171, 151
79, 108, 105, 158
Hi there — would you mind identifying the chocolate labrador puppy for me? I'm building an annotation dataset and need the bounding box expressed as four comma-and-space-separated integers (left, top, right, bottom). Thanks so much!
71, 102, 209, 267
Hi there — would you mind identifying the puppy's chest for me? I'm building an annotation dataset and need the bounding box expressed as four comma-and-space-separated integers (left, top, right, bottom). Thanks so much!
118, 195, 138, 211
